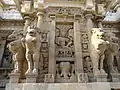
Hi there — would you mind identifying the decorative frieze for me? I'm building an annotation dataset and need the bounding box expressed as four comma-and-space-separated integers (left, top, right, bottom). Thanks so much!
46, 7, 83, 15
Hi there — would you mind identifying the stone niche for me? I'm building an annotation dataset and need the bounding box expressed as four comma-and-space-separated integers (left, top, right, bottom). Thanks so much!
55, 23, 76, 83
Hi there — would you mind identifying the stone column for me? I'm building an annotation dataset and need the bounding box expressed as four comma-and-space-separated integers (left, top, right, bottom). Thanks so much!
74, 16, 85, 82
74, 16, 83, 74
47, 15, 56, 83
98, 20, 103, 28
97, 17, 103, 28
23, 16, 31, 31
36, 12, 44, 29
86, 0, 94, 9
86, 14, 93, 33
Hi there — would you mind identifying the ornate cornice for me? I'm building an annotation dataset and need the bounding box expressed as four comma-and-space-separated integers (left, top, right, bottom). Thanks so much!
45, 7, 84, 16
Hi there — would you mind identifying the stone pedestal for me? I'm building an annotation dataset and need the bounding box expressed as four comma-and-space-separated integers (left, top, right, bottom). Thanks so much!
111, 73, 120, 82
6, 83, 115, 90
77, 73, 88, 83
44, 74, 55, 83
9, 73, 20, 83
26, 73, 38, 83
94, 73, 107, 82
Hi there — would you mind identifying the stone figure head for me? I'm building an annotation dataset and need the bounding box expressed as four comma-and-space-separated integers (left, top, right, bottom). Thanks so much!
26, 26, 37, 37
91, 28, 105, 40
26, 26, 40, 37
7, 41, 21, 54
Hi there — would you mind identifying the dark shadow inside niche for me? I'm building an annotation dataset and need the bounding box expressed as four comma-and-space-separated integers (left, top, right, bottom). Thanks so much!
0, 40, 13, 80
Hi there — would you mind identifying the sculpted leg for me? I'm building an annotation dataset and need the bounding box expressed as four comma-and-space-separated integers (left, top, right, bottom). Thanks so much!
107, 54, 116, 73
99, 55, 105, 73
12, 55, 20, 73
32, 52, 39, 74
25, 52, 33, 74
92, 53, 100, 74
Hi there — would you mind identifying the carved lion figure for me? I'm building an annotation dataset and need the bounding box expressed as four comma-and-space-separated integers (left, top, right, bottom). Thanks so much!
7, 35, 25, 74
104, 33, 119, 73
21, 26, 41, 75
90, 28, 109, 74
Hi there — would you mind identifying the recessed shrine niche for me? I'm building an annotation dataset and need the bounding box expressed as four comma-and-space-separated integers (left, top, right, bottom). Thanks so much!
55, 22, 76, 83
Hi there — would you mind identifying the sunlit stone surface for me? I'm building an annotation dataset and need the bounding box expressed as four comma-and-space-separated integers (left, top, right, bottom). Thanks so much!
0, 0, 120, 90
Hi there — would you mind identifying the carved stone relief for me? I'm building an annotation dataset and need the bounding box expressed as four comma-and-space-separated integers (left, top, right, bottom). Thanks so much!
81, 32, 89, 52
83, 56, 93, 73
46, 7, 83, 15
7, 36, 25, 74
56, 62, 75, 83
55, 23, 75, 82
38, 32, 49, 82
55, 24, 74, 58
21, 26, 41, 75
90, 28, 109, 75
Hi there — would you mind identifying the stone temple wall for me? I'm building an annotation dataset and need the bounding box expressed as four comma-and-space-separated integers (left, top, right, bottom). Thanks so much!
0, 0, 120, 90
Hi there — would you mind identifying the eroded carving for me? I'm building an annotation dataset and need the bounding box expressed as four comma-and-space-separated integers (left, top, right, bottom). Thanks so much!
55, 24, 74, 57
90, 28, 109, 74
21, 26, 41, 75
83, 56, 93, 73
105, 33, 119, 73
46, 7, 82, 15
7, 34, 25, 74
60, 62, 71, 79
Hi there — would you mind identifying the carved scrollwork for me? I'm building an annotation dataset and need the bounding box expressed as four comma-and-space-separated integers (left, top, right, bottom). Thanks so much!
46, 7, 82, 15
81, 32, 89, 52
83, 56, 93, 73
55, 24, 74, 58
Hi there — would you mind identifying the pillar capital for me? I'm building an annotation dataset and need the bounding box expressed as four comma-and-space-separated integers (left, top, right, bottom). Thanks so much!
24, 16, 31, 20
49, 15, 56, 21
85, 14, 93, 19
36, 11, 44, 16
74, 15, 81, 22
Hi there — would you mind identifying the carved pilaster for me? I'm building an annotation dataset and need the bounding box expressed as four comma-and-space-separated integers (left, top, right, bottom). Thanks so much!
48, 15, 56, 77
86, 14, 93, 30
86, 14, 93, 46
98, 20, 103, 28
74, 15, 83, 74
97, 16, 104, 28
23, 16, 31, 31
36, 12, 44, 29
86, 0, 94, 9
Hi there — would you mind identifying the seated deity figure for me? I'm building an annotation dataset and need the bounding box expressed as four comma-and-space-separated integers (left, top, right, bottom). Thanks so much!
7, 34, 25, 74
90, 28, 109, 74
21, 26, 41, 75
